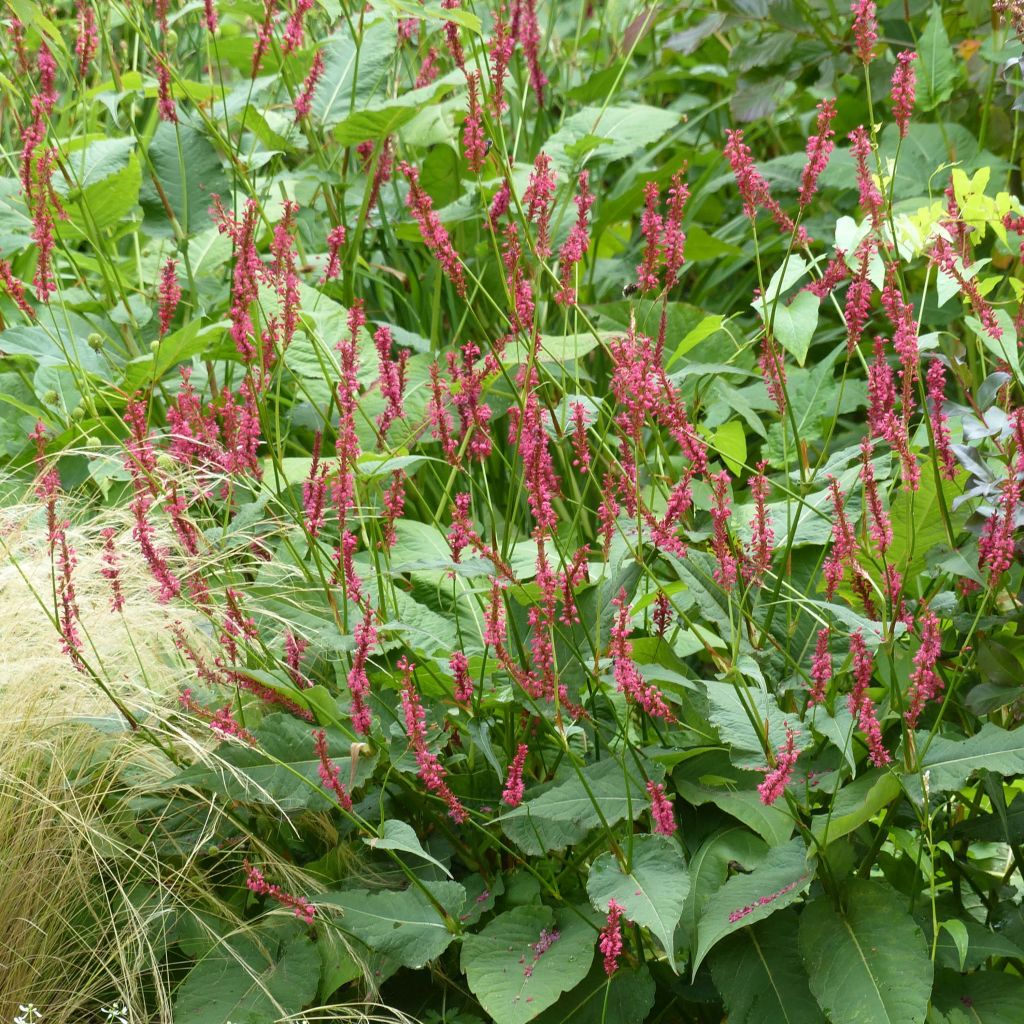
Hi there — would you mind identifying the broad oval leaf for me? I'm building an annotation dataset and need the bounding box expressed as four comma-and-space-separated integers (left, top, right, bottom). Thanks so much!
693, 837, 812, 976
710, 909, 826, 1024
461, 906, 596, 1024
586, 834, 689, 969
321, 880, 465, 969
798, 878, 932, 1024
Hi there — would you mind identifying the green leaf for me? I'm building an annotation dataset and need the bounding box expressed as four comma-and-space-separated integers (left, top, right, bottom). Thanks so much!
363, 819, 453, 878
884, 468, 963, 582
140, 122, 230, 237
321, 880, 465, 968
707, 420, 747, 476
693, 837, 812, 976
172, 926, 319, 1024
498, 758, 661, 857
703, 680, 796, 769
461, 906, 596, 1024
668, 314, 726, 367
768, 291, 820, 366
918, 6, 957, 112
810, 770, 901, 845
531, 964, 655, 1024
932, 968, 1024, 1023
710, 909, 826, 1024
313, 20, 398, 128
680, 826, 768, 956
673, 758, 794, 847
799, 878, 932, 1024
170, 713, 376, 811
586, 835, 689, 968
544, 105, 681, 171
913, 723, 1024, 796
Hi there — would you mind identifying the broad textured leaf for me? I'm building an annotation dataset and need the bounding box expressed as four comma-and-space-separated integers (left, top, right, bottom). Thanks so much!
586, 835, 689, 967
674, 751, 794, 846
932, 968, 1024, 1023
172, 927, 319, 1024
140, 122, 230, 236
363, 819, 452, 877
799, 878, 932, 1024
914, 723, 1024, 797
693, 837, 811, 975
704, 680, 799, 769
886, 468, 964, 581
321, 880, 465, 968
170, 714, 377, 811
461, 906, 595, 1024
313, 20, 397, 127
710, 909, 826, 1024
545, 104, 681, 170
918, 5, 957, 111
768, 290, 819, 366
499, 758, 661, 856
532, 964, 655, 1024
810, 770, 900, 844
680, 827, 768, 955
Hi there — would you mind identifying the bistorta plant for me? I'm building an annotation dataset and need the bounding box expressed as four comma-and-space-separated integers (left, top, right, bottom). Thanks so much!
1, 1, 1024, 1023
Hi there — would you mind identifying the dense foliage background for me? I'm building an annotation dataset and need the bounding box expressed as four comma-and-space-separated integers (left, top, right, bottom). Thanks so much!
2, 1, 1024, 1022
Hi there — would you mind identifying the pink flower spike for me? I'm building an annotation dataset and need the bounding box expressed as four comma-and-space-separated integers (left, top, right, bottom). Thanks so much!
646, 781, 677, 836
463, 71, 487, 173
758, 724, 798, 806
799, 99, 837, 208
75, 1, 98, 78
295, 50, 326, 121
400, 162, 466, 296
890, 51, 918, 138
851, 0, 878, 64
926, 360, 957, 481
599, 900, 624, 976
808, 628, 832, 707
501, 743, 529, 807
245, 861, 316, 925
158, 257, 181, 337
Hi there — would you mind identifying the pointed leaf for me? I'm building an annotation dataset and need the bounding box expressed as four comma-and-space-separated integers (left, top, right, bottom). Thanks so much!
587, 835, 689, 968
798, 878, 932, 1024
710, 909, 826, 1024
693, 837, 812, 976
499, 758, 661, 857
320, 881, 465, 968
461, 906, 596, 1024
914, 723, 1024, 797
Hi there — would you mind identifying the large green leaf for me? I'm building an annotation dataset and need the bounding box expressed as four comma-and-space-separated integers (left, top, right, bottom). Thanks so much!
321, 880, 465, 968
363, 819, 453, 878
680, 827, 768, 956
544, 104, 681, 170
673, 753, 794, 846
914, 723, 1024, 797
172, 926, 319, 1024
140, 122, 230, 236
531, 964, 655, 1024
766, 291, 820, 366
586, 835, 689, 968
917, 5, 957, 112
710, 909, 826, 1024
170, 713, 377, 811
498, 758, 661, 857
810, 770, 900, 845
885, 468, 964, 582
798, 878, 932, 1024
703, 680, 798, 769
312, 20, 398, 128
931, 968, 1024, 1023
461, 906, 596, 1024
693, 837, 812, 975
